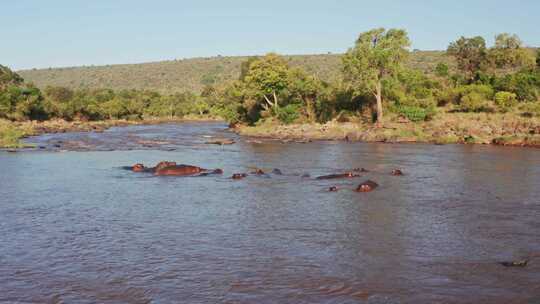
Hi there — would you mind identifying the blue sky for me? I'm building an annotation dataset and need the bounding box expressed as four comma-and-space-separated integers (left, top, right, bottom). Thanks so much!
2, 0, 539, 70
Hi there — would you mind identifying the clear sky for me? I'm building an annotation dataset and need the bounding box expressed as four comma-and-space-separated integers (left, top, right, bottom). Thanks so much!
2, 0, 539, 70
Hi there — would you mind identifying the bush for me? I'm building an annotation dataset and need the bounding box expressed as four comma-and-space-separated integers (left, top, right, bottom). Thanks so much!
0, 120, 25, 148
494, 91, 518, 112
397, 106, 429, 122
435, 87, 460, 106
460, 92, 488, 112
494, 70, 540, 101
276, 104, 301, 124
456, 84, 494, 100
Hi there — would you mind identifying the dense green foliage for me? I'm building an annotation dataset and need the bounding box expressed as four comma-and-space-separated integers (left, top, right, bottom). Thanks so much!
0, 66, 227, 121
2, 29, 539, 128
342, 28, 411, 122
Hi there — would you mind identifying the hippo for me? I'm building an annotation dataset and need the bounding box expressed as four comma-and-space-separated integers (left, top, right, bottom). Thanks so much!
316, 172, 359, 180
128, 163, 156, 173
391, 169, 404, 176
154, 164, 205, 176
272, 168, 283, 175
355, 180, 379, 192
197, 168, 224, 176
328, 186, 339, 192
130, 161, 177, 173
132, 163, 146, 172
155, 161, 177, 171
499, 260, 528, 267
252, 169, 265, 175
353, 168, 369, 173
129, 161, 220, 177
232, 173, 248, 180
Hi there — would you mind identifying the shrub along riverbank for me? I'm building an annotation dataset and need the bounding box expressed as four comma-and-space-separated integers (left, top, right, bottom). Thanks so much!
2, 28, 540, 148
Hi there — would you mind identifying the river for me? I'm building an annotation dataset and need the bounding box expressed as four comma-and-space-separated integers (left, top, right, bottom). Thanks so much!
1, 122, 539, 303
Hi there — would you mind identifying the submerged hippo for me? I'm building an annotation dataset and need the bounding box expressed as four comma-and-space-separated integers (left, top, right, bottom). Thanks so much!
353, 168, 369, 173
272, 168, 283, 175
155, 161, 177, 171
328, 186, 339, 192
316, 172, 359, 180
129, 161, 221, 177
251, 169, 265, 175
499, 260, 528, 267
232, 173, 248, 180
355, 180, 379, 192
155, 164, 204, 176
391, 169, 404, 176
132, 163, 147, 172
129, 161, 177, 173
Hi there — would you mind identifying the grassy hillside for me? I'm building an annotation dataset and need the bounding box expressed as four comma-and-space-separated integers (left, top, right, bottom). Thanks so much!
18, 51, 453, 93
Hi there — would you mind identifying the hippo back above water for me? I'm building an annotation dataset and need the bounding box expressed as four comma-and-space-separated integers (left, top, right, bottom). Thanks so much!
154, 164, 204, 176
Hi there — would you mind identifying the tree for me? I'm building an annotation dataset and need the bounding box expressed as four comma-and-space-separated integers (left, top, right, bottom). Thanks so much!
447, 36, 487, 82
488, 33, 535, 69
342, 28, 410, 123
243, 53, 290, 114
0, 65, 24, 90
287, 68, 323, 122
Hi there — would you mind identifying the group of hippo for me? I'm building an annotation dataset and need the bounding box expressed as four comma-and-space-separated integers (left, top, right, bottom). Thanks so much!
125, 161, 405, 193
124, 161, 533, 267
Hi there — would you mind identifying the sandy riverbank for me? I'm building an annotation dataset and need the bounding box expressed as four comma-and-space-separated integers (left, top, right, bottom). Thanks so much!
233, 112, 540, 148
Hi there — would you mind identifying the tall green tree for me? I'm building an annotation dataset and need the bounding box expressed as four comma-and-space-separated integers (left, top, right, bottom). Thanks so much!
243, 53, 290, 114
342, 28, 410, 123
447, 36, 487, 82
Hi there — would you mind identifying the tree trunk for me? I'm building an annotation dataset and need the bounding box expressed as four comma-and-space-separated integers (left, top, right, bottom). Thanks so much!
306, 96, 315, 122
375, 81, 383, 124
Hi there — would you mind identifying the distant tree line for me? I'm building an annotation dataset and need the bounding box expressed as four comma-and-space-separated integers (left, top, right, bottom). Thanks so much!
1, 29, 539, 125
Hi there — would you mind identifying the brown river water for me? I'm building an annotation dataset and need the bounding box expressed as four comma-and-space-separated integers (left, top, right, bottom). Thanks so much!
1, 122, 539, 303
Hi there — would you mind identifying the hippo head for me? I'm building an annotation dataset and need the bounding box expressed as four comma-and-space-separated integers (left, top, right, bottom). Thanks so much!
252, 169, 265, 175
328, 186, 339, 192
132, 164, 146, 172
356, 180, 379, 192
391, 169, 403, 176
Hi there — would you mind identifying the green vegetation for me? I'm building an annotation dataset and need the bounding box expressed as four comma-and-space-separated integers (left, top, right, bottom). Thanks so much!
2, 28, 540, 148
227, 30, 538, 127
0, 120, 26, 148
342, 28, 411, 122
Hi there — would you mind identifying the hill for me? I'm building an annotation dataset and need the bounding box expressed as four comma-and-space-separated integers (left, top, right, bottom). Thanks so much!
18, 51, 453, 94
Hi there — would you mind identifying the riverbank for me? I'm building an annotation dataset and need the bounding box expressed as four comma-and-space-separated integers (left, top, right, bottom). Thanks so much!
234, 112, 540, 148
0, 116, 222, 149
